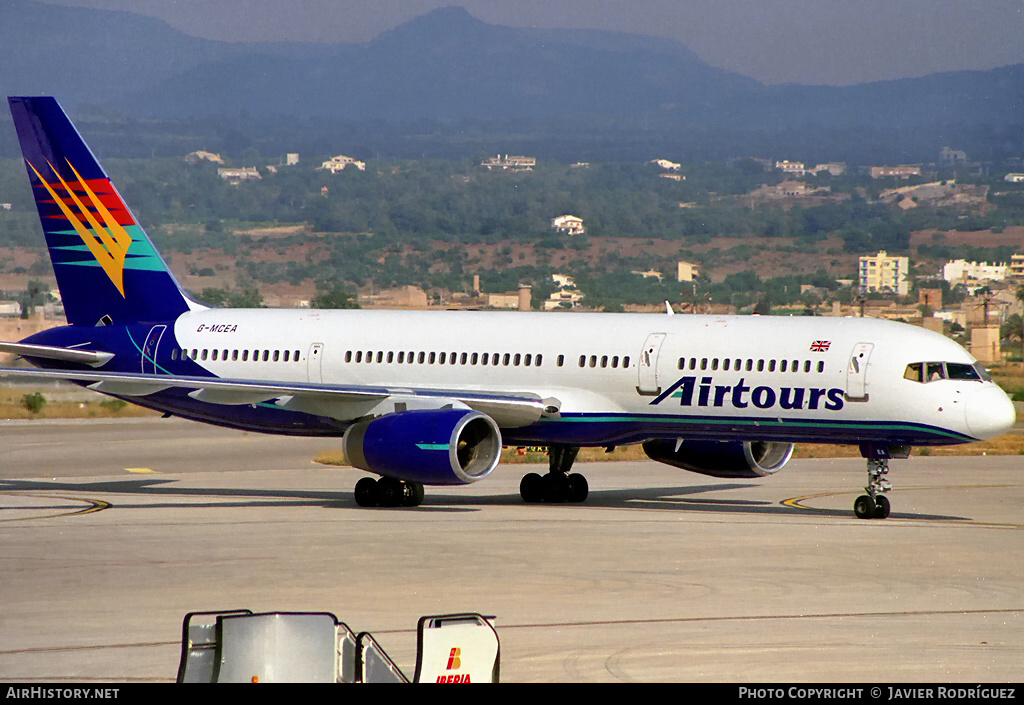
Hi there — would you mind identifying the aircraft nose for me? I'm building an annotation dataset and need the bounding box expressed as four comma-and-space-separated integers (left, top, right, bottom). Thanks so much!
964, 385, 1017, 440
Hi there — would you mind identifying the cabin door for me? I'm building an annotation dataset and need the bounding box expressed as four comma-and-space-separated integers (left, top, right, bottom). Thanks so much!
307, 343, 324, 383
142, 325, 166, 374
846, 342, 873, 401
637, 332, 667, 395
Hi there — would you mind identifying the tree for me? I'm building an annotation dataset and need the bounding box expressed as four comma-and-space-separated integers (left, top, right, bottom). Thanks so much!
311, 283, 360, 309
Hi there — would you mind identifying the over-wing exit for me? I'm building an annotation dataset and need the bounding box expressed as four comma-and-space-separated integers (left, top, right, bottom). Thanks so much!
1, 97, 1015, 518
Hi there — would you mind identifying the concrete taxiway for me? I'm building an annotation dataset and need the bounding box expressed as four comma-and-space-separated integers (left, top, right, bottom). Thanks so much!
0, 417, 1021, 682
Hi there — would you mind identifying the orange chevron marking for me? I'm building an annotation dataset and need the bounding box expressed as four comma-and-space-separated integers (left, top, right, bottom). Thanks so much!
27, 158, 132, 297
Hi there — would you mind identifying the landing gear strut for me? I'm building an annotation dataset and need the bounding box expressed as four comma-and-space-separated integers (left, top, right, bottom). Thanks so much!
853, 444, 904, 519
354, 476, 424, 508
520, 445, 589, 503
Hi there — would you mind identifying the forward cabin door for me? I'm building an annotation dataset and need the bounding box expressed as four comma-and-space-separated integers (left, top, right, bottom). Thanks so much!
307, 343, 324, 383
846, 342, 873, 401
637, 332, 667, 395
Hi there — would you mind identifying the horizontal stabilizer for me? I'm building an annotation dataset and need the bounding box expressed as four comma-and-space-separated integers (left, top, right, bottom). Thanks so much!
0, 341, 113, 367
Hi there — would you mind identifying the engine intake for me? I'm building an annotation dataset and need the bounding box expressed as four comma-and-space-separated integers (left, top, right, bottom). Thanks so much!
343, 409, 502, 485
642, 439, 793, 478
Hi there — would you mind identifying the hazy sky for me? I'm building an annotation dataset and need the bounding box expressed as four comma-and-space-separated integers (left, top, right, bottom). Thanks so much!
48, 0, 1024, 85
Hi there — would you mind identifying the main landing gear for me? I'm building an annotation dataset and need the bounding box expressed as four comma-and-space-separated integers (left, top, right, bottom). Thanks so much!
853, 444, 905, 519
354, 476, 424, 508
520, 445, 589, 503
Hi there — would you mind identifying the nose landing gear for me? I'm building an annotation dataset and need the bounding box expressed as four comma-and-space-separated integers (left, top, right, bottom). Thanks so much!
854, 444, 907, 519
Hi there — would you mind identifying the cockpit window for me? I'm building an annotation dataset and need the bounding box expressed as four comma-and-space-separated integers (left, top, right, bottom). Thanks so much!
946, 363, 981, 381
904, 361, 989, 383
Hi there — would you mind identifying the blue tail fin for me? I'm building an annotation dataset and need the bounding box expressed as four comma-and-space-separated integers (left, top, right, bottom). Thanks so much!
8, 96, 196, 326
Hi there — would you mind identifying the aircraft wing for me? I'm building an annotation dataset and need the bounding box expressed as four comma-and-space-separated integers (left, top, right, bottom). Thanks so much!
0, 367, 546, 427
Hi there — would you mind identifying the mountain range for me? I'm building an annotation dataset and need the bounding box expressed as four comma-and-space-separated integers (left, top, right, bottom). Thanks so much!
0, 1, 1021, 162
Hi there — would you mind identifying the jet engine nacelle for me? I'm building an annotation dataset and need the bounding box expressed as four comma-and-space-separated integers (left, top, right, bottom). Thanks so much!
343, 409, 502, 485
641, 439, 793, 478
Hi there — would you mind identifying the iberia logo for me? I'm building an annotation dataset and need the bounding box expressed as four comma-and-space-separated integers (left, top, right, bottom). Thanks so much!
27, 159, 132, 297
435, 647, 471, 683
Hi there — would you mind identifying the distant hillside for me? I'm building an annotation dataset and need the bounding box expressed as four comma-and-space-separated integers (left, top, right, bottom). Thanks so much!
0, 2, 1020, 162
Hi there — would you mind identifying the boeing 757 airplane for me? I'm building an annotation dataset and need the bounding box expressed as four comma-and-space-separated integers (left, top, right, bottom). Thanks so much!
1, 97, 1016, 517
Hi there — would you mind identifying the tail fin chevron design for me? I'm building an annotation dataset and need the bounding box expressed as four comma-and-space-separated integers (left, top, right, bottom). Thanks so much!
9, 96, 196, 326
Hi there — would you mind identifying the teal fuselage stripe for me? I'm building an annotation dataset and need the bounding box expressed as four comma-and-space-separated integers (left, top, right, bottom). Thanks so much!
546, 413, 973, 442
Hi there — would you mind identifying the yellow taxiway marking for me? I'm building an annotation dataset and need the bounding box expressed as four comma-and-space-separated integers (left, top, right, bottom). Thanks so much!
0, 493, 111, 522
782, 484, 1024, 528
125, 468, 155, 473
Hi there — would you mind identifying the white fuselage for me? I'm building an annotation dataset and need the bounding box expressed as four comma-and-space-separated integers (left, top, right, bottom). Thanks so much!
170, 309, 1014, 446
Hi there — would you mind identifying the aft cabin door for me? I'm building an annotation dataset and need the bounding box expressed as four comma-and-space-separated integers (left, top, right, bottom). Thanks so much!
846, 342, 873, 401
637, 332, 666, 395
307, 343, 324, 383
142, 325, 166, 374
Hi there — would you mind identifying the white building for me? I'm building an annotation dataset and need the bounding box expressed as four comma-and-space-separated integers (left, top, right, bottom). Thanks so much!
859, 251, 909, 296
544, 274, 583, 310
217, 167, 261, 183
775, 160, 806, 176
319, 155, 366, 173
551, 215, 585, 236
481, 155, 536, 171
650, 159, 681, 171
942, 259, 1008, 283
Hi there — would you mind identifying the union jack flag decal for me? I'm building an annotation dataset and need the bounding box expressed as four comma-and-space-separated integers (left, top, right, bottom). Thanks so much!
810, 340, 831, 352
